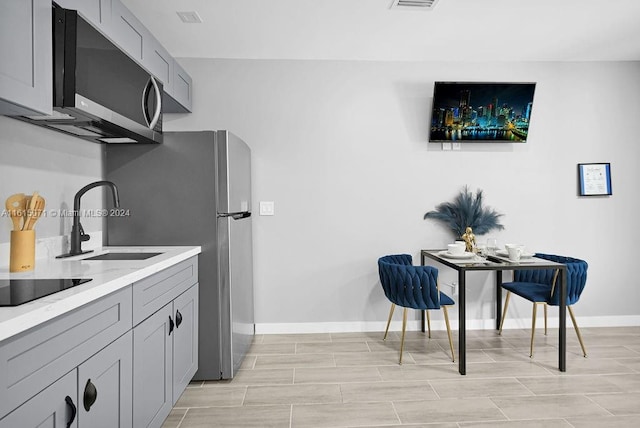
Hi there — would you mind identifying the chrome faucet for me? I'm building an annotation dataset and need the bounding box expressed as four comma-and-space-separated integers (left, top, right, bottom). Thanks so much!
57, 181, 120, 258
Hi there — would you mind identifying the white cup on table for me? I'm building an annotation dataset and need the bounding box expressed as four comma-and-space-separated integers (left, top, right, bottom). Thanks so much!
447, 242, 465, 255
505, 244, 524, 261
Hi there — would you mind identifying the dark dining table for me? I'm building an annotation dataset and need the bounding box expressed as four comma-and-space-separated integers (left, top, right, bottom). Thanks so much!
421, 249, 567, 375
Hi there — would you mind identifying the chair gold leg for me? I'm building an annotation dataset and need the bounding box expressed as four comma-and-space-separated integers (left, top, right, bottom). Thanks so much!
568, 306, 587, 357
399, 308, 407, 364
442, 306, 455, 362
426, 310, 432, 338
544, 303, 548, 336
383, 303, 395, 340
498, 291, 511, 334
530, 303, 538, 358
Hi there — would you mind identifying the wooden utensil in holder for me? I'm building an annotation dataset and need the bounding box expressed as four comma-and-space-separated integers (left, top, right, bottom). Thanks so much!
6, 192, 44, 272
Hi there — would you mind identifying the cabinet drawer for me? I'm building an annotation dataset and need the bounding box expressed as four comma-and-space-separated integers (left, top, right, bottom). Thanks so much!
0, 286, 132, 418
133, 257, 198, 325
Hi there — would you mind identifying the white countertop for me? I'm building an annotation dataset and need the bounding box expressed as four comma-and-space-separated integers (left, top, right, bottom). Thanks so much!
0, 246, 201, 343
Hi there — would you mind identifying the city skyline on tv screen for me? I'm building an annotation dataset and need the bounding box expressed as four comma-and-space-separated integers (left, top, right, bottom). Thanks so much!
429, 82, 536, 142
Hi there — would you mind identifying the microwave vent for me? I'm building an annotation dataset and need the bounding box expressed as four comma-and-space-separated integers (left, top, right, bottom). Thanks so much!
390, 0, 439, 10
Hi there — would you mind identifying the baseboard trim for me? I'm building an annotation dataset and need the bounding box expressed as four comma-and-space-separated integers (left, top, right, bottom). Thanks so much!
255, 315, 640, 335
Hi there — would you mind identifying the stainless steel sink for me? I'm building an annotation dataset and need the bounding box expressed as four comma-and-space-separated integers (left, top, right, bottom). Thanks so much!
82, 252, 162, 261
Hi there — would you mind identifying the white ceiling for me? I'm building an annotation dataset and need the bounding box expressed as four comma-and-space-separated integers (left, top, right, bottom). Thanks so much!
121, 0, 640, 62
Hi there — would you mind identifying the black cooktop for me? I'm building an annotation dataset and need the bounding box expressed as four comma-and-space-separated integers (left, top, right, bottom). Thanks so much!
0, 278, 93, 307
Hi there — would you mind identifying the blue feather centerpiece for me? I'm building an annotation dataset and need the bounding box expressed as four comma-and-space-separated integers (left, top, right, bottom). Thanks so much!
424, 186, 505, 237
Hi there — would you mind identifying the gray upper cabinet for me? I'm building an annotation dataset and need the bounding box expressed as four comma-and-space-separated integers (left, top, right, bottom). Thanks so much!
163, 60, 193, 113
110, 0, 192, 112
0, 0, 52, 116
1, 0, 192, 118
110, 0, 148, 64
55, 0, 112, 28
146, 38, 173, 93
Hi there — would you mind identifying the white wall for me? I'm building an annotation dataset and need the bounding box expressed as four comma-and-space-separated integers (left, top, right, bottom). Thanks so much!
2, 59, 637, 331
0, 116, 103, 259
166, 59, 640, 332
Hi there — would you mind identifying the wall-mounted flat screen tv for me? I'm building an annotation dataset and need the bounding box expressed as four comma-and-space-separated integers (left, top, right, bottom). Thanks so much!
429, 82, 537, 142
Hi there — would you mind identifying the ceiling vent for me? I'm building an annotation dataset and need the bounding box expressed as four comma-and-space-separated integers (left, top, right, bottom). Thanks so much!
176, 11, 203, 23
390, 0, 440, 11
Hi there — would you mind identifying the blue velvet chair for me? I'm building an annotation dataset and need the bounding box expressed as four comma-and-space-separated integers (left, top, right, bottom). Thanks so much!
498, 253, 588, 357
378, 254, 455, 364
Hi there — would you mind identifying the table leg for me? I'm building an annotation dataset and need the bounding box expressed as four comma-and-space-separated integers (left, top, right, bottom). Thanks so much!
496, 270, 503, 330
458, 270, 466, 375
420, 253, 427, 333
559, 267, 567, 372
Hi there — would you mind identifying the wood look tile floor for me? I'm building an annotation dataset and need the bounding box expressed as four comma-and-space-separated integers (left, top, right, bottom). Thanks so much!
162, 327, 640, 427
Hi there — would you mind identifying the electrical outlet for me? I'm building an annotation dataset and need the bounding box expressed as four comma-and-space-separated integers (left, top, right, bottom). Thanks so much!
259, 201, 275, 216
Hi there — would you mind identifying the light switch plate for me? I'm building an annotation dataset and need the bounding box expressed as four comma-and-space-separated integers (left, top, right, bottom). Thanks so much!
259, 201, 275, 216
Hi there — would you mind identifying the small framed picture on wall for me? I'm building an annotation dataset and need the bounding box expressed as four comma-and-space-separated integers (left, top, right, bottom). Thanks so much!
578, 163, 612, 196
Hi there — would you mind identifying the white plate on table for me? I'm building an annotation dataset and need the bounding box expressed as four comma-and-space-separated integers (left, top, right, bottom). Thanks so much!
438, 250, 475, 259
496, 249, 535, 258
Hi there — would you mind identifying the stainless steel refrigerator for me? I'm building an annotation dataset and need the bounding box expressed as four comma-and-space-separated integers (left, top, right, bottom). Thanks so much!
105, 130, 254, 380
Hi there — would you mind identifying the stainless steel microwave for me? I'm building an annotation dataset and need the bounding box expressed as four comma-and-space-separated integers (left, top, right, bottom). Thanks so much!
16, 4, 162, 144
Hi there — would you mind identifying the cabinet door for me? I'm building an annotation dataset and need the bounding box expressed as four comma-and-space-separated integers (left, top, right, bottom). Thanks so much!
55, 0, 111, 28
78, 331, 133, 428
172, 284, 199, 404
110, 0, 149, 63
146, 36, 173, 89
0, 370, 77, 428
0, 0, 52, 115
165, 60, 193, 113
133, 304, 173, 428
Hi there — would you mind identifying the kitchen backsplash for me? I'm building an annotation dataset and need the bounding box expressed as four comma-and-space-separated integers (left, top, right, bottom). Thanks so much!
0, 116, 104, 246
0, 232, 103, 267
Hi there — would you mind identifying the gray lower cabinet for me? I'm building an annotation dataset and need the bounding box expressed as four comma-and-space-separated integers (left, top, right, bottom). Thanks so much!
77, 331, 133, 428
0, 331, 133, 428
0, 370, 77, 428
0, 287, 132, 419
172, 284, 199, 403
133, 283, 199, 428
0, 0, 52, 115
0, 256, 198, 427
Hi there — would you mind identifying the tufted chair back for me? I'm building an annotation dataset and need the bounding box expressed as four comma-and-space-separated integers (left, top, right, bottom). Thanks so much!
513, 253, 588, 306
378, 254, 441, 310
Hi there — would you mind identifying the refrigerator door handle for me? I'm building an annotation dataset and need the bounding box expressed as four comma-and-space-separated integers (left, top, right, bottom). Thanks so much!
217, 212, 252, 220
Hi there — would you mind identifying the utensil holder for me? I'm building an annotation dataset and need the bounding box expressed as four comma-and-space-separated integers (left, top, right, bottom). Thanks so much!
10, 230, 35, 272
